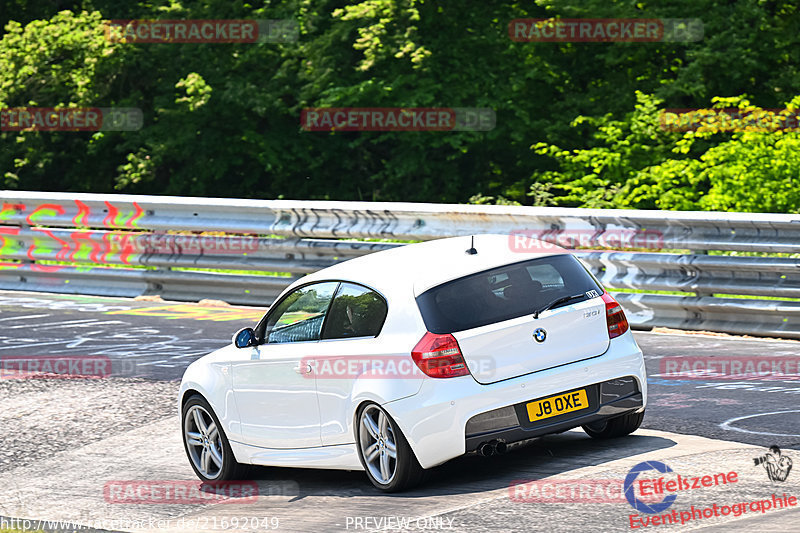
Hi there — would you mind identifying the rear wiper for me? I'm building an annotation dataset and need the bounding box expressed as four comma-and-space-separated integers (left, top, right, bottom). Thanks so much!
533, 293, 585, 319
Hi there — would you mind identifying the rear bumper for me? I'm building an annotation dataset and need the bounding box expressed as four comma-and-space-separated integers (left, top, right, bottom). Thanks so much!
465, 382, 643, 452
384, 329, 646, 469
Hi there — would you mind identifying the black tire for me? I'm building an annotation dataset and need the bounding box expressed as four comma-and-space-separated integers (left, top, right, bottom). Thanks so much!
182, 394, 249, 481
355, 403, 426, 492
582, 410, 645, 439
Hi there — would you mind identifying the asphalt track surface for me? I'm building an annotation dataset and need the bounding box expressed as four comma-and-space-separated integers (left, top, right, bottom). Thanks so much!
0, 290, 798, 532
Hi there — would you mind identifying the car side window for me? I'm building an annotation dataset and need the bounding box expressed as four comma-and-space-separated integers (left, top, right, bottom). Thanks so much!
321, 283, 388, 340
264, 282, 339, 343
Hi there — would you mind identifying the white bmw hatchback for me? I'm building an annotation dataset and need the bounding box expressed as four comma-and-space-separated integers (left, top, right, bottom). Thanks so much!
179, 234, 647, 492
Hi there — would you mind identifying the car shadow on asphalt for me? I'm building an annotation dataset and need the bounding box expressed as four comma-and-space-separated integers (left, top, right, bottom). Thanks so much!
246, 431, 676, 501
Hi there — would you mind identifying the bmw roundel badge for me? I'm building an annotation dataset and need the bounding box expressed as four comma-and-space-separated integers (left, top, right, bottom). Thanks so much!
533, 328, 547, 343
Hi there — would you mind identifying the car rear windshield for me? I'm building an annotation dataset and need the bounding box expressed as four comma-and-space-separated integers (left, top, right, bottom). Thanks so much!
416, 254, 603, 334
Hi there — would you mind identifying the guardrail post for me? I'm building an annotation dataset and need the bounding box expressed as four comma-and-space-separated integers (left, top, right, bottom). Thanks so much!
690, 249, 714, 297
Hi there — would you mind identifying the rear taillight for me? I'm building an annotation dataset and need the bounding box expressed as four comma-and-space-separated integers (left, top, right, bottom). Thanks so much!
411, 332, 470, 378
601, 293, 629, 339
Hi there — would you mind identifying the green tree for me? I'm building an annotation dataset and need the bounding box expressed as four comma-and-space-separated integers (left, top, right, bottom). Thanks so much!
532, 93, 800, 213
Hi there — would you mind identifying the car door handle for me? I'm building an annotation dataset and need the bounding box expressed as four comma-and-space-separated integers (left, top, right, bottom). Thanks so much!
294, 364, 312, 374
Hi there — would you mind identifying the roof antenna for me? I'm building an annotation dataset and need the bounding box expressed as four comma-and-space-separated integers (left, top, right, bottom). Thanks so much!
465, 235, 478, 255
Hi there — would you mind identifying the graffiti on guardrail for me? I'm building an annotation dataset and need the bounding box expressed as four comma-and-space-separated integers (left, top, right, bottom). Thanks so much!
0, 226, 668, 269
0, 228, 273, 267
0, 199, 145, 228
0, 192, 799, 337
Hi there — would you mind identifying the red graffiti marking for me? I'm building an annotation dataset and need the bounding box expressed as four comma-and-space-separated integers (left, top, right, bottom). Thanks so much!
103, 201, 118, 228
70, 231, 105, 263
0, 227, 20, 236
0, 203, 25, 221
73, 200, 91, 227
116, 232, 137, 265
27, 228, 70, 263
26, 204, 65, 225
128, 202, 144, 228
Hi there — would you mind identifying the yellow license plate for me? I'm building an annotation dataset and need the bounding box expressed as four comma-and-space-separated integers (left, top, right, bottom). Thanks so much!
526, 389, 589, 422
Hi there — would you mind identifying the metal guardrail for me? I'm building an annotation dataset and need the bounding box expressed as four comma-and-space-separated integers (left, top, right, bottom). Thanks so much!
577, 252, 800, 299
0, 191, 798, 337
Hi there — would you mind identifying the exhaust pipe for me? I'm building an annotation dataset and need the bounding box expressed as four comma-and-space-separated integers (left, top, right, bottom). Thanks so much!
478, 442, 496, 456
477, 440, 508, 456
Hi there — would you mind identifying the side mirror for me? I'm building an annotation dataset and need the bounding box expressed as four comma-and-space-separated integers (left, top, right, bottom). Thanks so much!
233, 327, 257, 348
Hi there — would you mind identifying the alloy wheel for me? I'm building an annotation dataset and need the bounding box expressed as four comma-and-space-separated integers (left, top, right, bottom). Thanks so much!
184, 404, 224, 479
358, 405, 398, 485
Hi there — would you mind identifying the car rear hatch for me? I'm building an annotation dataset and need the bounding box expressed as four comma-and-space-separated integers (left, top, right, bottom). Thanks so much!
416, 254, 610, 385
